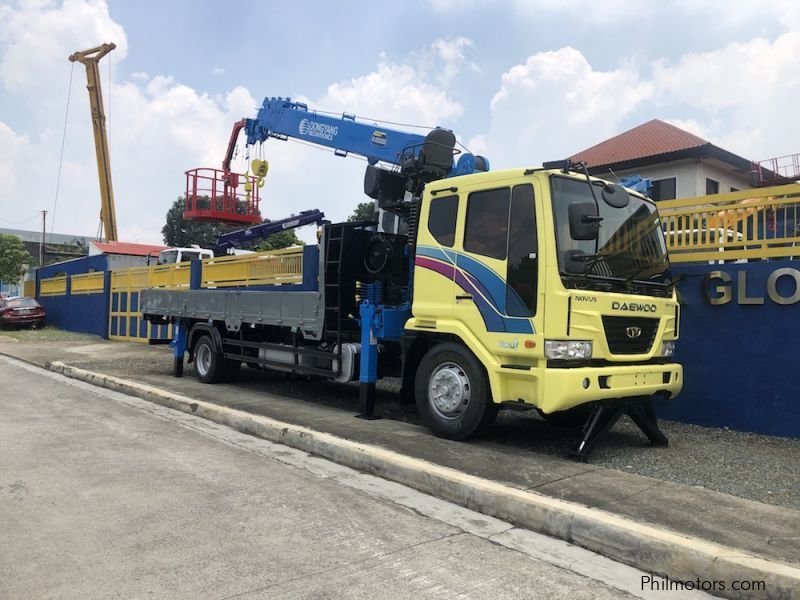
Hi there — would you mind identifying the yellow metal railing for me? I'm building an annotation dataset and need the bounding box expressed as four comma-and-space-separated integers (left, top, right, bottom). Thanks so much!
40, 275, 67, 296
658, 183, 800, 263
23, 279, 35, 297
71, 272, 105, 294
201, 247, 304, 288
110, 262, 190, 292
149, 263, 191, 289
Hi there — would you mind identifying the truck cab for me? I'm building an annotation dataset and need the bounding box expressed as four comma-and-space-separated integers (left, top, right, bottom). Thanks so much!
406, 168, 681, 440
158, 246, 214, 265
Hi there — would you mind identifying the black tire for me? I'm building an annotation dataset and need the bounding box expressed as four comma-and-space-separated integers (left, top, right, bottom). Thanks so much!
414, 342, 497, 440
540, 403, 594, 428
193, 335, 224, 384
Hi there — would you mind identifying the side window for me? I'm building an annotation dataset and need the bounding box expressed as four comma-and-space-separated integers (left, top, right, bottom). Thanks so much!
464, 188, 510, 260
428, 195, 458, 246
506, 184, 537, 317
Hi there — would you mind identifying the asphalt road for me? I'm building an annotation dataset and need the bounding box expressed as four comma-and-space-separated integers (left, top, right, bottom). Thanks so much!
0, 358, 712, 600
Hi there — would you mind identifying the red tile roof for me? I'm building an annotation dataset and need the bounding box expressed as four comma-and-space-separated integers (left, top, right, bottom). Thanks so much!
91, 241, 168, 257
571, 119, 710, 168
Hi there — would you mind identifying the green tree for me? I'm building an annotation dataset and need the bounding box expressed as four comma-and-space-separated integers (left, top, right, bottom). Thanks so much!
162, 197, 303, 251
253, 229, 301, 251
161, 197, 241, 248
0, 234, 34, 284
348, 201, 376, 222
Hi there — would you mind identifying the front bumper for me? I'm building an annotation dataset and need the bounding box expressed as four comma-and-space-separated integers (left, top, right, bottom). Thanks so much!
497, 362, 682, 414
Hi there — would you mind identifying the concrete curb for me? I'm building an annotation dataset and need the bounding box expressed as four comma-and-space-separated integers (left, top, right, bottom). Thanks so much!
48, 360, 799, 600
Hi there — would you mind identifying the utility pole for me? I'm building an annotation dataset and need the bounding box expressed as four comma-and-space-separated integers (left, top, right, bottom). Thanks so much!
40, 210, 48, 267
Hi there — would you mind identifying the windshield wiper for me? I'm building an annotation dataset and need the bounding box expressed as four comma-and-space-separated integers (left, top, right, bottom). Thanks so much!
623, 264, 655, 286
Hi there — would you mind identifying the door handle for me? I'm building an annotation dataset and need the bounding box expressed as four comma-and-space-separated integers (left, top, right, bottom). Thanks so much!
456, 294, 473, 301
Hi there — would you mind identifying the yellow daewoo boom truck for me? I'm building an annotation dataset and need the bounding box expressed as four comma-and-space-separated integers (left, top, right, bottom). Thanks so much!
142, 106, 681, 461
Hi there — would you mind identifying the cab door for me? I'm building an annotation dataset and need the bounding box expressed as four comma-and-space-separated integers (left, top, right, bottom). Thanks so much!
451, 181, 540, 348
412, 192, 460, 321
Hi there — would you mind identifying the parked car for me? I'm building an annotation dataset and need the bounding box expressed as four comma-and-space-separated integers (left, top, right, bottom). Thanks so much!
0, 297, 46, 329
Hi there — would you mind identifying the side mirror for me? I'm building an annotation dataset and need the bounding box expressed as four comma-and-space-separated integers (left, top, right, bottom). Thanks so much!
568, 201, 601, 240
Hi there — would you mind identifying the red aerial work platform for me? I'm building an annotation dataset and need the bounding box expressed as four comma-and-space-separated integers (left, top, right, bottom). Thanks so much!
183, 167, 261, 225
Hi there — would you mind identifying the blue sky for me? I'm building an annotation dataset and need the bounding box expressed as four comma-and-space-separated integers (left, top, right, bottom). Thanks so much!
1, 0, 799, 243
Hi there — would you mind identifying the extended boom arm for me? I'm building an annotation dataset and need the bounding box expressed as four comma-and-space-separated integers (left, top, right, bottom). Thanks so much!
224, 97, 488, 203
69, 43, 118, 241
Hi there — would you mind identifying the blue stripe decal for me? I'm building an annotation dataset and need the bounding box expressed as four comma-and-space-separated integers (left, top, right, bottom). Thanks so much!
417, 246, 534, 334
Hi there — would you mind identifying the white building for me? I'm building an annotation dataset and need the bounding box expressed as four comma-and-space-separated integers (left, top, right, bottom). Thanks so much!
571, 119, 754, 200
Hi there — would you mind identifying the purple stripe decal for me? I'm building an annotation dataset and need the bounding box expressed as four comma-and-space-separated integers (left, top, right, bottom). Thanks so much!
415, 256, 506, 332
415, 256, 455, 279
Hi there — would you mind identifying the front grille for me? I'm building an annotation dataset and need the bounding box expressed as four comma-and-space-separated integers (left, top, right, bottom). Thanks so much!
602, 316, 658, 355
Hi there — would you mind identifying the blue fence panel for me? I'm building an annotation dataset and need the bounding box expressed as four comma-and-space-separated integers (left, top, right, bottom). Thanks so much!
657, 259, 800, 437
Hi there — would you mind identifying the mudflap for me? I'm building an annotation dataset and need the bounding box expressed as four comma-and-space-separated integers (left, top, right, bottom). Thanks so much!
568, 394, 669, 463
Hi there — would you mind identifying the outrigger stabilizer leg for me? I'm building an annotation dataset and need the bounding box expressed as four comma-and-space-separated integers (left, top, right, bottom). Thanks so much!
356, 300, 381, 420
569, 395, 668, 463
169, 320, 187, 378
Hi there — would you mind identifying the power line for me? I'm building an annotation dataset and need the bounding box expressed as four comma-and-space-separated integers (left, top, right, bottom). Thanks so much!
0, 214, 41, 225
50, 62, 75, 242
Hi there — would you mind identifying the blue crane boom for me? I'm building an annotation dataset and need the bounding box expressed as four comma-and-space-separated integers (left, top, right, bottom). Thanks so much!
224, 97, 489, 187
214, 209, 325, 253
207, 97, 490, 253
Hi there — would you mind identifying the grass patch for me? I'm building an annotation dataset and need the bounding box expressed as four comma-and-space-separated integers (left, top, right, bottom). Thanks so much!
0, 326, 99, 342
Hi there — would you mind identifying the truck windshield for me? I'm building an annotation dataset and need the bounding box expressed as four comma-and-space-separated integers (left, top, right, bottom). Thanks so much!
551, 176, 671, 291
158, 250, 179, 265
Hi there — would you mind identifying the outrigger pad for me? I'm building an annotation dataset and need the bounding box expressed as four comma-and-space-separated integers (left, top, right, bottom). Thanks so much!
568, 395, 668, 463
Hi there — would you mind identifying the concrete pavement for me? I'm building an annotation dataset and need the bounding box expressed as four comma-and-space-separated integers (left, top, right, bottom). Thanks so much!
0, 357, 704, 600
2, 339, 800, 598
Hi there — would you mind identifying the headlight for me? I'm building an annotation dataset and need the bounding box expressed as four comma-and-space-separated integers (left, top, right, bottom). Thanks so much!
660, 340, 676, 357
545, 340, 593, 360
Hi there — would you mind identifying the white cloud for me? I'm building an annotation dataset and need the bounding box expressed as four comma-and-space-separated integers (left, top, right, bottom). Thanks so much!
212, 66, 224, 76
0, 3, 467, 245
0, 0, 127, 95
314, 58, 464, 127
479, 23, 800, 169
481, 47, 653, 167
652, 32, 800, 158
239, 45, 468, 240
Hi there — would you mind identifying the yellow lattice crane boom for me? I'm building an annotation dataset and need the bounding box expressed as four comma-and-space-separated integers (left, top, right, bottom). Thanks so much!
69, 43, 118, 242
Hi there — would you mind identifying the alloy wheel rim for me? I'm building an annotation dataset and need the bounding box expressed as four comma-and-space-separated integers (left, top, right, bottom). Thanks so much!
428, 362, 471, 419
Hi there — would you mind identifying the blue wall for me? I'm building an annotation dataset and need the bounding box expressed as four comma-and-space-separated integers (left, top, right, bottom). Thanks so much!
37, 272, 110, 338
656, 259, 800, 438
38, 255, 107, 278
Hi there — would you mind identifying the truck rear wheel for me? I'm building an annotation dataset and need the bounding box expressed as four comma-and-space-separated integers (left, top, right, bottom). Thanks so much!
415, 342, 497, 440
194, 335, 224, 384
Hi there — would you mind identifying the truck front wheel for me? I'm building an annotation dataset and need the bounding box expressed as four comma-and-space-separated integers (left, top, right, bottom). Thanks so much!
415, 342, 497, 440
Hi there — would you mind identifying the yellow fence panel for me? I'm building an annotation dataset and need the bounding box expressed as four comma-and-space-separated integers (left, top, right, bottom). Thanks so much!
202, 248, 303, 288
658, 183, 800, 263
150, 263, 191, 289
71, 272, 105, 294
23, 279, 35, 297
108, 262, 188, 342
40, 275, 67, 296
